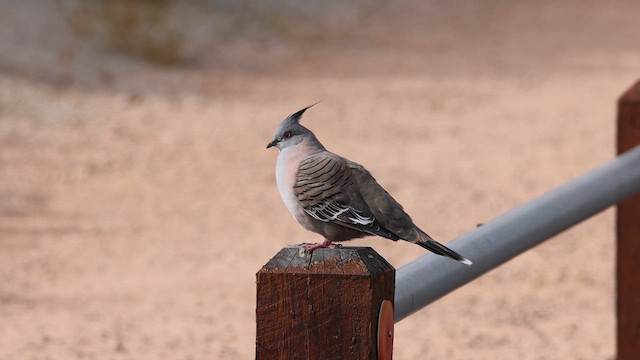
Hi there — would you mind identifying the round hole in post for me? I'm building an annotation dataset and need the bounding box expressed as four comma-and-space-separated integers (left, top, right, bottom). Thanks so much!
377, 299, 394, 360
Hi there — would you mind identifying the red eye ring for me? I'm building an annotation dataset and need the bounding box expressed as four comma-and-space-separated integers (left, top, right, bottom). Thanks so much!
283, 131, 293, 139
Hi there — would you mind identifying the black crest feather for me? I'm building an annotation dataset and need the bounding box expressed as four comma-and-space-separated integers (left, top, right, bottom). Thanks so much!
287, 101, 321, 124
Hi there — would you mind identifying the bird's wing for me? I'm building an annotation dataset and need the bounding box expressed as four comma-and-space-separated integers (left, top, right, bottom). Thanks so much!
294, 152, 400, 240
345, 160, 423, 241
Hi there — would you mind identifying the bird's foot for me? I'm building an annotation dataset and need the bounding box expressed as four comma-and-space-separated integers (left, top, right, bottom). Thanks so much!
300, 239, 341, 252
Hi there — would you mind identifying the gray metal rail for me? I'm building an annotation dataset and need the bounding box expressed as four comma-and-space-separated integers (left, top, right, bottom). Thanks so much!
395, 144, 640, 322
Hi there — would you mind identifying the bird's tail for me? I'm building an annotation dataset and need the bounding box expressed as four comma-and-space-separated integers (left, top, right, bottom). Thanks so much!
415, 230, 472, 266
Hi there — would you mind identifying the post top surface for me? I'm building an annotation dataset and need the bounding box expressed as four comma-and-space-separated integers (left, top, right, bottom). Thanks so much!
259, 246, 394, 275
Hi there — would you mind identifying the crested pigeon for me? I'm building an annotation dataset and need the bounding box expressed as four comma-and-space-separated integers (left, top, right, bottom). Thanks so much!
267, 105, 472, 266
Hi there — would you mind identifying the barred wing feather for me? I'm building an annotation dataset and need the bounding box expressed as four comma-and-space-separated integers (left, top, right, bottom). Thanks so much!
295, 153, 400, 240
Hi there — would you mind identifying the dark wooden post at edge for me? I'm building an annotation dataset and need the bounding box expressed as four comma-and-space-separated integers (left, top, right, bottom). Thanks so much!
256, 246, 395, 359
617, 80, 640, 359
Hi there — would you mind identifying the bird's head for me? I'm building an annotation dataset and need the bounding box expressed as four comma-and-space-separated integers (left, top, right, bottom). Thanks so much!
267, 103, 321, 151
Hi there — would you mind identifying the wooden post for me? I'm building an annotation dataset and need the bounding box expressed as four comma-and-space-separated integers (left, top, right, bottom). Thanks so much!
256, 246, 395, 360
617, 80, 640, 359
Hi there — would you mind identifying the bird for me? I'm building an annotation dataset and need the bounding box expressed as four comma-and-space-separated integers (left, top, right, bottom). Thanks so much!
267, 104, 472, 266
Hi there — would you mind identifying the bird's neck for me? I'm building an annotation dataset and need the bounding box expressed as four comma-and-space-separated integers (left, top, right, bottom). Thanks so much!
303, 135, 326, 155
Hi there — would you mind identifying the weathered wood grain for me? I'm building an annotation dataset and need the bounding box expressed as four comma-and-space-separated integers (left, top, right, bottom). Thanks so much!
617, 80, 640, 360
256, 247, 395, 359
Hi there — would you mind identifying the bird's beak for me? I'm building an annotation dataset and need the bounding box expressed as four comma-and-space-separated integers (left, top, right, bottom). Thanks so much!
266, 139, 278, 149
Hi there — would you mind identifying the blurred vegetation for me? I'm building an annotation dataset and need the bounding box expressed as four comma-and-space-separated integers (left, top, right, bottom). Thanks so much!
58, 0, 386, 67
61, 0, 187, 66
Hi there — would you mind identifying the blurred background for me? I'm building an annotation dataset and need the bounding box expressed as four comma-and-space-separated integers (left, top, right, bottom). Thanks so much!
1, 0, 639, 358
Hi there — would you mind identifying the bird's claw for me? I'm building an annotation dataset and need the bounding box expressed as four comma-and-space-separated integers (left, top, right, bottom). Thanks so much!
297, 241, 342, 256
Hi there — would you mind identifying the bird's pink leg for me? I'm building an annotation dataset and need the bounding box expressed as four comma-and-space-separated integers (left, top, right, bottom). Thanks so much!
303, 239, 338, 251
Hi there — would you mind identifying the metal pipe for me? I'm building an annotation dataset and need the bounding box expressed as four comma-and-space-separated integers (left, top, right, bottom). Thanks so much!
395, 144, 640, 322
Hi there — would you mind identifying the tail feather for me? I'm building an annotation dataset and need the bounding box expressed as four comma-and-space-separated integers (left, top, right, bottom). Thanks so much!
416, 238, 473, 266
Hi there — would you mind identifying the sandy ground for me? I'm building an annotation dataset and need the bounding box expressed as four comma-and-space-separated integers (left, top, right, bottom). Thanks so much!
1, 1, 640, 359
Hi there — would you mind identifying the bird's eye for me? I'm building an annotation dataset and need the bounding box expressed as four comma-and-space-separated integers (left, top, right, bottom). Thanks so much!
283, 131, 293, 139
